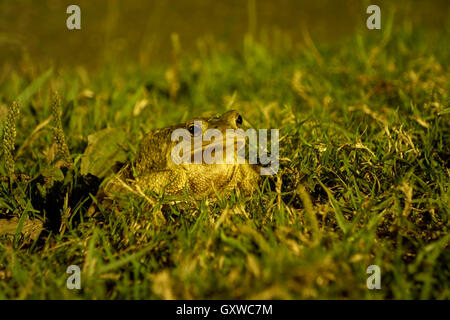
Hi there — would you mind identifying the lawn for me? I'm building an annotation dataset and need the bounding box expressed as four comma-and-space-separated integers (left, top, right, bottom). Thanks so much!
0, 7, 449, 299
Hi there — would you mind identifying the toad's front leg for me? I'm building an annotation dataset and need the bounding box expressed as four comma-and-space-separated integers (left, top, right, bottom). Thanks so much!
135, 170, 188, 196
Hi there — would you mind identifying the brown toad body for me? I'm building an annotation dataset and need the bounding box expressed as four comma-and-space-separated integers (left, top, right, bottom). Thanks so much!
104, 110, 261, 199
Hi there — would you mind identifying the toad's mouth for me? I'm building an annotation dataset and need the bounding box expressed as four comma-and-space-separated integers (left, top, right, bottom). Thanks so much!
190, 134, 246, 164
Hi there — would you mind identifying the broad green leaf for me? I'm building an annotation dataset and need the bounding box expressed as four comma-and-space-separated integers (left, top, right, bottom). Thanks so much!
81, 127, 129, 178
41, 167, 64, 181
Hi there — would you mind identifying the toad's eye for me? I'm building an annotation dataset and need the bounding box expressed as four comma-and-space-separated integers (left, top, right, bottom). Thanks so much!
236, 114, 243, 126
188, 124, 202, 137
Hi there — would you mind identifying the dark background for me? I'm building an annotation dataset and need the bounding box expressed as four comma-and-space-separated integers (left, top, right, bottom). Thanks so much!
0, 0, 448, 71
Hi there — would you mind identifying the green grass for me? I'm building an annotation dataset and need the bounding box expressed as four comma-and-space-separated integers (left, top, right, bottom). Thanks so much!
0, 21, 449, 299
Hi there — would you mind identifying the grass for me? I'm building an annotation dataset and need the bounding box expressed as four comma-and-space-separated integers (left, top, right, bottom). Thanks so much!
0, 19, 449, 299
